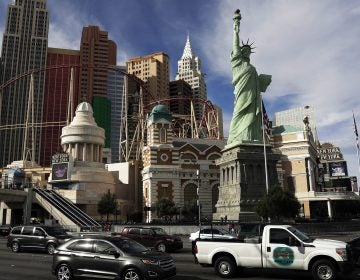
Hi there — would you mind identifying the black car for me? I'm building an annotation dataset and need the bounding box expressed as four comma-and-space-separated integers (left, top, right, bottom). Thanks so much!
120, 226, 183, 252
52, 235, 176, 280
348, 236, 360, 266
7, 225, 71, 254
0, 224, 12, 236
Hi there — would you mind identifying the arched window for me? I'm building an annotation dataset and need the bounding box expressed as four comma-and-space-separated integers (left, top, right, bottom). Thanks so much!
208, 153, 221, 161
159, 128, 166, 143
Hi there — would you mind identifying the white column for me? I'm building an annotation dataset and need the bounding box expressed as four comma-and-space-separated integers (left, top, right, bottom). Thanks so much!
75, 143, 79, 160
89, 143, 94, 161
83, 143, 87, 161
327, 199, 333, 220
308, 159, 314, 191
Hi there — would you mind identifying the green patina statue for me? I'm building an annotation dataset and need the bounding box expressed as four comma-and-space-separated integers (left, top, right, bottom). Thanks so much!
227, 9, 272, 145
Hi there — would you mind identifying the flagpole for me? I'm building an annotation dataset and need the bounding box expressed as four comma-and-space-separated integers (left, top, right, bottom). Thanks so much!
352, 111, 360, 194
261, 95, 269, 195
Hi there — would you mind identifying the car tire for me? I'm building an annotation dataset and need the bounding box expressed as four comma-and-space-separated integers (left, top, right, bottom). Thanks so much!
156, 242, 166, 252
11, 242, 20, 253
122, 268, 142, 280
47, 243, 56, 255
56, 263, 73, 280
214, 256, 236, 278
311, 259, 337, 280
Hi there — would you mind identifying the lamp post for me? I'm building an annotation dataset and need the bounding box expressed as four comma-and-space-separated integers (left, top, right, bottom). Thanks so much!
196, 169, 201, 228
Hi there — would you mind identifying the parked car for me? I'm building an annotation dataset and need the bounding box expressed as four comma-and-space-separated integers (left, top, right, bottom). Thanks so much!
120, 226, 183, 252
0, 224, 12, 236
348, 236, 360, 266
52, 235, 176, 280
189, 227, 237, 241
7, 225, 71, 254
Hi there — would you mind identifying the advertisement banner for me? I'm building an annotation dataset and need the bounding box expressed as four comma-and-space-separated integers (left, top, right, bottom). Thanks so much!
329, 161, 348, 177
51, 162, 69, 181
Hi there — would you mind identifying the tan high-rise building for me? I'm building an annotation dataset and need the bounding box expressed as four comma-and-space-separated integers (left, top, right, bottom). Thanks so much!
79, 26, 117, 103
127, 52, 170, 106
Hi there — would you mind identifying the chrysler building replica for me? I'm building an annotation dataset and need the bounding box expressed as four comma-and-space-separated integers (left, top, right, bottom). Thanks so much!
175, 34, 207, 121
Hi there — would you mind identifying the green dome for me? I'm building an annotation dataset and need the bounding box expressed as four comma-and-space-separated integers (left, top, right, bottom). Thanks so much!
148, 104, 172, 124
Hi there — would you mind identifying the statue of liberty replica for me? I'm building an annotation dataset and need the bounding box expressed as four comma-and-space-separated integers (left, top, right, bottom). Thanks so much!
213, 9, 280, 221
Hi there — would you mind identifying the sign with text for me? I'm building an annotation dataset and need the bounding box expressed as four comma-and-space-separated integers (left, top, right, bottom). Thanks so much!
317, 147, 343, 161
52, 153, 69, 164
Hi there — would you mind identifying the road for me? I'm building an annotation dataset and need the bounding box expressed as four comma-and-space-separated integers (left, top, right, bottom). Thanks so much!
0, 235, 359, 280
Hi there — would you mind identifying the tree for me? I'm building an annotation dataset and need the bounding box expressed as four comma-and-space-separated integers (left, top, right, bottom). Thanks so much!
155, 198, 178, 220
97, 190, 118, 222
181, 199, 199, 222
256, 186, 301, 222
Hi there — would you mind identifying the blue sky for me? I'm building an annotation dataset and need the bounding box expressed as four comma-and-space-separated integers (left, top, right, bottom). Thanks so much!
1, 0, 360, 177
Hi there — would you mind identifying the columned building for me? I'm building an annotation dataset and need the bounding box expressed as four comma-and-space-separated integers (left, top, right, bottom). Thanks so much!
0, 0, 49, 167
175, 34, 207, 121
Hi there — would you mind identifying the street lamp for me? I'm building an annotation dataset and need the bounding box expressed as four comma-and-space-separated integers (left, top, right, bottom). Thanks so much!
196, 169, 201, 228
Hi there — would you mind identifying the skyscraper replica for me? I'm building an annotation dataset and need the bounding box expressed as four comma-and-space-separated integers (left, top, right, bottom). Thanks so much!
127, 52, 170, 105
41, 48, 80, 166
0, 0, 49, 167
175, 34, 207, 121
79, 26, 117, 154
107, 65, 126, 163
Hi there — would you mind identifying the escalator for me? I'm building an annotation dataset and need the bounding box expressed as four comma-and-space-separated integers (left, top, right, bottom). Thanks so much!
33, 187, 102, 231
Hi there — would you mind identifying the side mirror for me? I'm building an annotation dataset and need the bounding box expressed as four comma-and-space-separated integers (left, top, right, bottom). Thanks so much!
112, 251, 120, 258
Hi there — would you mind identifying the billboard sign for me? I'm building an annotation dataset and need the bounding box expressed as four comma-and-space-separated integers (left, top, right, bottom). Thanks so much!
329, 161, 348, 177
51, 162, 69, 181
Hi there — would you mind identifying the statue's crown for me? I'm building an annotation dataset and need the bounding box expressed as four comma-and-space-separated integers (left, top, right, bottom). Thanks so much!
241, 39, 256, 53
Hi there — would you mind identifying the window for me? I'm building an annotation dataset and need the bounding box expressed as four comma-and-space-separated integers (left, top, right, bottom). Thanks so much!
69, 240, 93, 252
128, 228, 140, 235
33, 228, 45, 236
141, 229, 152, 236
269, 229, 298, 246
159, 128, 166, 143
22, 227, 34, 235
94, 240, 116, 255
11, 227, 21, 234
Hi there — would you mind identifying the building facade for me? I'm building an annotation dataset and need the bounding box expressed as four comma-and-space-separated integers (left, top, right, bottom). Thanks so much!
79, 26, 116, 151
272, 124, 358, 220
127, 52, 170, 106
107, 65, 126, 163
40, 48, 80, 167
142, 104, 225, 222
0, 0, 49, 167
175, 34, 207, 121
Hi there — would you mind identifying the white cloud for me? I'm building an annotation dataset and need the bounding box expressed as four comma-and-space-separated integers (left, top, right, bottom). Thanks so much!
198, 0, 360, 176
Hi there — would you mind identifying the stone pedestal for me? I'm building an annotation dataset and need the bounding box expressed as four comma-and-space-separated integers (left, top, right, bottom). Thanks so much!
213, 142, 281, 221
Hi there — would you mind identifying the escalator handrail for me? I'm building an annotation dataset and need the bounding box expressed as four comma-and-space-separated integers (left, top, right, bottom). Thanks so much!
33, 188, 88, 227
49, 190, 101, 227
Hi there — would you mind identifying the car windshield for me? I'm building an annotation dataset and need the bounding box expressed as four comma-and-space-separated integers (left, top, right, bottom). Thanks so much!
152, 228, 167, 235
288, 226, 313, 242
44, 227, 67, 236
112, 238, 149, 254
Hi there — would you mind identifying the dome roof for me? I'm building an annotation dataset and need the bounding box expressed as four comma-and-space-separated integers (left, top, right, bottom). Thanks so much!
76, 102, 93, 114
148, 104, 172, 124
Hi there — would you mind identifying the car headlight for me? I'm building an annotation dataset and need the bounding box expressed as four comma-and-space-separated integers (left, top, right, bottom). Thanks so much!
336, 248, 347, 261
141, 258, 159, 265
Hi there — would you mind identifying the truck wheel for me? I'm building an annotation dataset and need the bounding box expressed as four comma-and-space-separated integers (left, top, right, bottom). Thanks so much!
311, 259, 337, 280
214, 256, 236, 278
156, 242, 166, 252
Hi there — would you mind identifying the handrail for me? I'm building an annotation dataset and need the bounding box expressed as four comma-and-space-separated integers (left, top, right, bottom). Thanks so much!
49, 190, 100, 227
34, 188, 87, 227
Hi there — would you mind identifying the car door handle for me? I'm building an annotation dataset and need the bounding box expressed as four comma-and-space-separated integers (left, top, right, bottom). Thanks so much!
267, 247, 271, 252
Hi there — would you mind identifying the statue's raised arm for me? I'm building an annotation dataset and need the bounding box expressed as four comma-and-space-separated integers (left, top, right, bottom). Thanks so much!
232, 9, 242, 57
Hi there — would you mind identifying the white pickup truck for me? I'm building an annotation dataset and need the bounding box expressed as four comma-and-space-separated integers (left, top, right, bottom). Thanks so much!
194, 224, 354, 280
